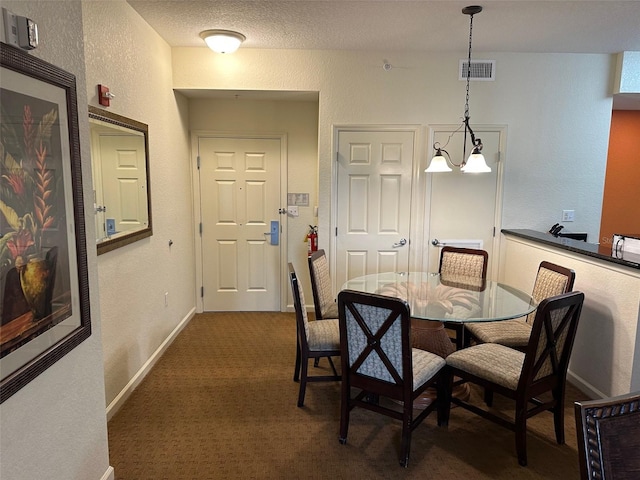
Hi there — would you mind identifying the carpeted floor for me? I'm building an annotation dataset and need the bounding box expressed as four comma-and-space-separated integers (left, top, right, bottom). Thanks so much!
108, 312, 589, 479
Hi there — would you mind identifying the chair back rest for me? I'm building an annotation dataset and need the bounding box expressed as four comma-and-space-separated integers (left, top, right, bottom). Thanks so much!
575, 391, 640, 480
308, 249, 334, 319
525, 261, 575, 325
338, 290, 411, 389
439, 246, 488, 281
519, 291, 584, 390
288, 263, 310, 343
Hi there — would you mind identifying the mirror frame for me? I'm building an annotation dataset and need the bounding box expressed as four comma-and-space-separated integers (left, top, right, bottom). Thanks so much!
88, 106, 153, 255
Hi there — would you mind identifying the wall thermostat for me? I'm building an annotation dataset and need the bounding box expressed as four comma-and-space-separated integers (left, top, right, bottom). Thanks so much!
2, 8, 38, 50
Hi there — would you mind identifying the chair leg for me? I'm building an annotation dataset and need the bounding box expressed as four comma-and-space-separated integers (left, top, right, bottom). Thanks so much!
552, 384, 566, 444
456, 325, 464, 350
338, 380, 350, 445
437, 375, 450, 427
297, 357, 309, 407
484, 388, 494, 407
293, 338, 301, 382
313, 358, 320, 367
515, 398, 528, 467
400, 402, 413, 467
327, 356, 339, 377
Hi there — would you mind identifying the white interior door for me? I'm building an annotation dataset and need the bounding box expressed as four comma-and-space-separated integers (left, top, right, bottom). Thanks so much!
198, 136, 282, 311
335, 129, 415, 289
426, 127, 504, 278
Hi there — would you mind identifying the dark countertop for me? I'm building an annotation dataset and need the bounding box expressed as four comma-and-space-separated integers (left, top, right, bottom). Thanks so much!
501, 229, 640, 271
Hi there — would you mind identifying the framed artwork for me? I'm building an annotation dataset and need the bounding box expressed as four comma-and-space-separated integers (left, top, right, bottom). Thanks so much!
0, 43, 91, 403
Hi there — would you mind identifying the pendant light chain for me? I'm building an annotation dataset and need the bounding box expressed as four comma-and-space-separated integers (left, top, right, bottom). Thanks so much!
465, 13, 474, 120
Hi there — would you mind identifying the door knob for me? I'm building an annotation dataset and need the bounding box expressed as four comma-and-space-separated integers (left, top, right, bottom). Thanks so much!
392, 238, 407, 248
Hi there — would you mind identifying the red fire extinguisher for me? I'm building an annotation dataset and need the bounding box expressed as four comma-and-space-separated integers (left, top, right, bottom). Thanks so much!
306, 225, 318, 256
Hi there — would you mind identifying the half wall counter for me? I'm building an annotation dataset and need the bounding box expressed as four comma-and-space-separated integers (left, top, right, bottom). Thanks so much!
500, 229, 640, 399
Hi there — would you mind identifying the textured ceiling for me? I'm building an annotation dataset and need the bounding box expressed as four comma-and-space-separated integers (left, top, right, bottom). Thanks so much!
127, 1, 640, 54
126, 0, 640, 108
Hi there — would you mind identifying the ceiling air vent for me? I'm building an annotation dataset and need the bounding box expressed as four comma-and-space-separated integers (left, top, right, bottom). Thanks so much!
459, 60, 495, 81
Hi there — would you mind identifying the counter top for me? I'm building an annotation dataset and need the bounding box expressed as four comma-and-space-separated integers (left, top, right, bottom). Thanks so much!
501, 229, 640, 270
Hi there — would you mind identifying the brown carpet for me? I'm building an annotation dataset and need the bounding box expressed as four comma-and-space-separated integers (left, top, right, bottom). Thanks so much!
108, 312, 589, 479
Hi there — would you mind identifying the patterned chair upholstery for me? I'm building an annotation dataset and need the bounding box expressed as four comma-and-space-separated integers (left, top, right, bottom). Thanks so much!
438, 246, 488, 349
337, 289, 447, 468
465, 261, 575, 350
289, 263, 341, 407
444, 291, 585, 466
575, 391, 640, 480
308, 249, 339, 320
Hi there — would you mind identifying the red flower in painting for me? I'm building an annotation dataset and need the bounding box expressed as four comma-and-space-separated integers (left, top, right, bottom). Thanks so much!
2, 170, 25, 196
6, 229, 35, 265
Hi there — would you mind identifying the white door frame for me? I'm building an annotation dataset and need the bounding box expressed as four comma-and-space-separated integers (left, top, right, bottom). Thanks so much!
191, 131, 288, 313
330, 124, 425, 293
425, 124, 507, 279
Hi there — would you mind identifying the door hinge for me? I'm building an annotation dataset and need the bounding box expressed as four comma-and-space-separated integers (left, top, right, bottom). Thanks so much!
335, 227, 338, 236
200, 286, 204, 298
199, 222, 203, 235
493, 226, 496, 237
197, 155, 201, 169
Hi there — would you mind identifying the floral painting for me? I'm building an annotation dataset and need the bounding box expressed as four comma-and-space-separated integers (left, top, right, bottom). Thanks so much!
0, 88, 72, 357
1, 44, 90, 404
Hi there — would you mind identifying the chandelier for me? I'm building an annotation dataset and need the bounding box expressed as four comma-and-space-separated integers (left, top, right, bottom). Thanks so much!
425, 6, 491, 173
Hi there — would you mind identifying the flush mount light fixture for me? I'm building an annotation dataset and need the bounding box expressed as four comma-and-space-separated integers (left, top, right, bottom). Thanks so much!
425, 5, 491, 174
199, 29, 246, 54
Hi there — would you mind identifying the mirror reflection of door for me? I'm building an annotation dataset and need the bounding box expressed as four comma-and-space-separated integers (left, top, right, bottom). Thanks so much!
90, 128, 148, 240
335, 129, 415, 290
426, 126, 504, 278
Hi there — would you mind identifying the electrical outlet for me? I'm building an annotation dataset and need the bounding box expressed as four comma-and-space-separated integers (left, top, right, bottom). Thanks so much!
164, 292, 169, 307
562, 210, 575, 222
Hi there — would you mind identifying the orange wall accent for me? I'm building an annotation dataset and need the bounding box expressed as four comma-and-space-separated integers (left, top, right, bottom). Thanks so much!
599, 110, 640, 246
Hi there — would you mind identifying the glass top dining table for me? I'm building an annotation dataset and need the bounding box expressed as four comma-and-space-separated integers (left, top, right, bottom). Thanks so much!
341, 271, 537, 324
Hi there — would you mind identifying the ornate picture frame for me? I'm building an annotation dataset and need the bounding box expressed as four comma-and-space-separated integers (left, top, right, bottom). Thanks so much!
0, 43, 91, 403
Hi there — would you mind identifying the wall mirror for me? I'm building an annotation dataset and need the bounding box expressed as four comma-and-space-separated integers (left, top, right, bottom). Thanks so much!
88, 106, 152, 255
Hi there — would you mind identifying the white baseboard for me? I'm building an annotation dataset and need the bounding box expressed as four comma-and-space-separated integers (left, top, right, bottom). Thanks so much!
567, 369, 607, 400
106, 307, 196, 420
100, 466, 115, 480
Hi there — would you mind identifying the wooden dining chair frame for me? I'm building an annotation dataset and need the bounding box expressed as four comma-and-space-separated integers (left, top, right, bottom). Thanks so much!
338, 289, 447, 467
575, 391, 640, 480
444, 291, 585, 466
289, 263, 341, 407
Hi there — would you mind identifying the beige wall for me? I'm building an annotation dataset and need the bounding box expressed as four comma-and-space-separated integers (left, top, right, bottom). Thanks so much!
0, 2, 111, 480
82, 2, 195, 411
173, 48, 614, 246
189, 98, 319, 303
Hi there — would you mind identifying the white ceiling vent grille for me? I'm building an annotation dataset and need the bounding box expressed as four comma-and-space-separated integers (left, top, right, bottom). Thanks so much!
459, 60, 496, 81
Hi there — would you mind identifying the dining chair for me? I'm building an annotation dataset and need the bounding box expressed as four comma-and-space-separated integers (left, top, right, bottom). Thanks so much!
308, 249, 339, 368
438, 246, 488, 350
308, 249, 339, 320
337, 289, 447, 467
574, 390, 640, 480
444, 291, 585, 466
465, 261, 575, 351
288, 263, 341, 407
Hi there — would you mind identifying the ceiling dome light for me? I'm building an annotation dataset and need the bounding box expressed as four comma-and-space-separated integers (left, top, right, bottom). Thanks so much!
200, 29, 245, 54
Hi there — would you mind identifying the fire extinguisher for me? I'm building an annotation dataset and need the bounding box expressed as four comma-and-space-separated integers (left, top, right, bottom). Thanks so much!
305, 225, 318, 256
